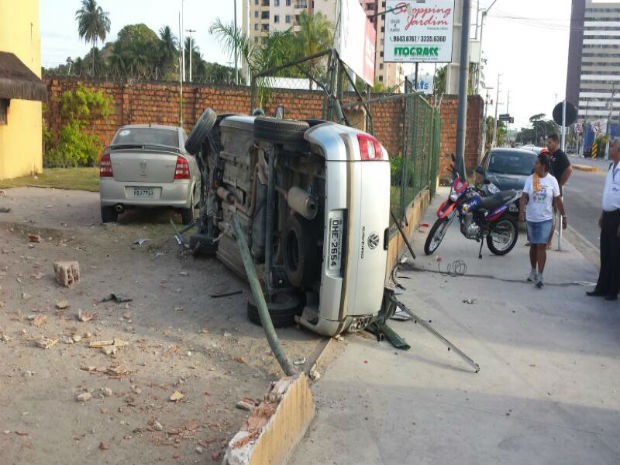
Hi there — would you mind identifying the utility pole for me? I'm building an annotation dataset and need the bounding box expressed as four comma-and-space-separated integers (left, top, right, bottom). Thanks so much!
454, 0, 471, 180
506, 89, 511, 146
478, 85, 493, 163
178, 11, 183, 126
605, 82, 616, 159
186, 29, 196, 82
234, 0, 239, 85
181, 0, 185, 82
492, 73, 501, 147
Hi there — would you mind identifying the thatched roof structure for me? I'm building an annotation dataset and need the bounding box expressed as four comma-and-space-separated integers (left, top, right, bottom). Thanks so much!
0, 51, 47, 101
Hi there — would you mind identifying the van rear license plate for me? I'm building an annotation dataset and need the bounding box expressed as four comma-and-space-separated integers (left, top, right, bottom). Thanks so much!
328, 213, 344, 273
133, 187, 154, 198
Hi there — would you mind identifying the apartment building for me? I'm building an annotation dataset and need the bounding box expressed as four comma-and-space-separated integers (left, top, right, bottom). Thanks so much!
243, 0, 404, 89
566, 0, 620, 120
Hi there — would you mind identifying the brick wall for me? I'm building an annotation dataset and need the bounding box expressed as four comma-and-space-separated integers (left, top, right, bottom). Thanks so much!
44, 78, 482, 180
436, 95, 484, 182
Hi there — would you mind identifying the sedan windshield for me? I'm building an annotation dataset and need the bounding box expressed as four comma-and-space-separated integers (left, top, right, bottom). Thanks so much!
487, 150, 536, 176
112, 128, 179, 148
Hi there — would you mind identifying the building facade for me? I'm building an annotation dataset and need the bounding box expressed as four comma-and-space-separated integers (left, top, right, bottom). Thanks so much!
242, 0, 404, 89
0, 0, 46, 180
566, 0, 620, 120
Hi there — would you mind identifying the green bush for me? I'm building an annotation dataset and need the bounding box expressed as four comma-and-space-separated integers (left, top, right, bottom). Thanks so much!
390, 155, 415, 186
44, 84, 113, 168
44, 121, 102, 167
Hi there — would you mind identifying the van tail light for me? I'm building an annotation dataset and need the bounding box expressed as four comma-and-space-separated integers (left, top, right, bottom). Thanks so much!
174, 156, 190, 179
99, 152, 113, 177
357, 134, 385, 161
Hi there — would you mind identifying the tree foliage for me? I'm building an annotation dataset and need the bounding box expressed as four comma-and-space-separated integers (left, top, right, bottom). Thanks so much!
75, 0, 110, 75
44, 84, 113, 167
47, 19, 235, 85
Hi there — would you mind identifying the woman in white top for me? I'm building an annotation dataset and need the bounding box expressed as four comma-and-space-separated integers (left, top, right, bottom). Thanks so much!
518, 153, 567, 288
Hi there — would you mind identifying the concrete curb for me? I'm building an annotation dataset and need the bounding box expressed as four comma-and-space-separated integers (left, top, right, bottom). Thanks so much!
223, 373, 315, 465
573, 163, 599, 172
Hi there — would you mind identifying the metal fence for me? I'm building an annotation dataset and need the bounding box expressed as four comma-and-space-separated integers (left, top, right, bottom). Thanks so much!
395, 80, 441, 218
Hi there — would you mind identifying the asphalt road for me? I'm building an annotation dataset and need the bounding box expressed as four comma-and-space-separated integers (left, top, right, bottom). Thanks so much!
562, 155, 610, 253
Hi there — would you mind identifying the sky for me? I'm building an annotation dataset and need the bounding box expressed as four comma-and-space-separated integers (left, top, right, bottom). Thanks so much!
39, 0, 573, 129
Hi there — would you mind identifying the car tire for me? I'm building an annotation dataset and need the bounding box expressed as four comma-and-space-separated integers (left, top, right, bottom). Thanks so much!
253, 117, 309, 151
283, 214, 318, 287
185, 108, 217, 155
246, 291, 305, 328
101, 206, 118, 223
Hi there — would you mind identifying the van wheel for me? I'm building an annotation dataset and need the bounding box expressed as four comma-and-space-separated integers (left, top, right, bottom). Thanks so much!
247, 292, 305, 328
283, 214, 317, 287
101, 206, 118, 223
254, 117, 309, 151
185, 108, 217, 155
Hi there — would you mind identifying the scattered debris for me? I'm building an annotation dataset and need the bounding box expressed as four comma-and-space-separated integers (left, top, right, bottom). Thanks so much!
28, 234, 41, 243
462, 298, 477, 305
210, 290, 243, 299
0, 207, 11, 213
235, 398, 257, 411
169, 391, 185, 402
53, 261, 80, 287
90, 338, 129, 355
179, 271, 189, 277
101, 387, 113, 397
55, 300, 69, 310
21, 292, 32, 300
28, 314, 47, 327
133, 238, 150, 247
390, 306, 413, 321
153, 420, 164, 431
293, 357, 306, 366
101, 293, 132, 304
35, 337, 58, 349
76, 392, 93, 402
14, 431, 29, 436
99, 442, 110, 450
78, 309, 96, 322
309, 368, 321, 381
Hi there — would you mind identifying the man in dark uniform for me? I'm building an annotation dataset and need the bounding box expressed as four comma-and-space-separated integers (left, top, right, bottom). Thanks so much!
587, 138, 620, 300
545, 134, 573, 247
546, 134, 573, 193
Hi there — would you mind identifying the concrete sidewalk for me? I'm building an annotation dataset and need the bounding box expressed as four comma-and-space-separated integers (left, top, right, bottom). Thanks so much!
287, 188, 620, 465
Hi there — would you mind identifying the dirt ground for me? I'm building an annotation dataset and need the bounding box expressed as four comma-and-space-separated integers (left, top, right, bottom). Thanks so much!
0, 187, 333, 465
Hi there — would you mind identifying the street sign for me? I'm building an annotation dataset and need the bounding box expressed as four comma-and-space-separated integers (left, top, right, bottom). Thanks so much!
498, 113, 511, 122
552, 101, 578, 126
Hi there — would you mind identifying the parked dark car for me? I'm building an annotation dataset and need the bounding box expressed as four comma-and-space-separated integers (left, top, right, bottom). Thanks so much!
481, 148, 537, 191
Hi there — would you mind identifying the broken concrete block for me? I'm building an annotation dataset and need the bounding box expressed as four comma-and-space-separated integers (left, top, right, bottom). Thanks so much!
53, 261, 80, 287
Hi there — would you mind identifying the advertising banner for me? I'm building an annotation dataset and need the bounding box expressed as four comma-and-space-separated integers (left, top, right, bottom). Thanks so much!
384, 0, 455, 63
337, 0, 376, 85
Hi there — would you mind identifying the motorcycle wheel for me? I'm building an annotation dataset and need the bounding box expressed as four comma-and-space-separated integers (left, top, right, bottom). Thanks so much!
486, 217, 518, 255
424, 217, 451, 255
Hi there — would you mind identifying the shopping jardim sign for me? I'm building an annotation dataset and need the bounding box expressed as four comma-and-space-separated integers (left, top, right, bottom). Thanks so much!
384, 0, 455, 63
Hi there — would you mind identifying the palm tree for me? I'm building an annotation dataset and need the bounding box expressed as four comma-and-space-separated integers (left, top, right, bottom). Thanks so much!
158, 26, 178, 78
75, 0, 111, 76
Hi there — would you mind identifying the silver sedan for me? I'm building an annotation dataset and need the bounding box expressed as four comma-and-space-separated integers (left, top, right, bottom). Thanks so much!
99, 125, 202, 224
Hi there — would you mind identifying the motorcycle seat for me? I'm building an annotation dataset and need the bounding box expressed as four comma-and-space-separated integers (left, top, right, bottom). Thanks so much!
479, 190, 517, 211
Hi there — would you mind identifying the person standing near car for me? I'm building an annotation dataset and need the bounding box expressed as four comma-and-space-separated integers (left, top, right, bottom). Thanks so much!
545, 134, 573, 247
519, 153, 567, 288
587, 138, 620, 301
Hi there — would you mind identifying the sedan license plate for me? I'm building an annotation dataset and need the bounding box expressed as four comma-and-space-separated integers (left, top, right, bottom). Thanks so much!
133, 187, 154, 198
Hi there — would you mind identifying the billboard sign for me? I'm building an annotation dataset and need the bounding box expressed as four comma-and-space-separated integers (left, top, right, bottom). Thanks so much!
384, 0, 455, 63
337, 0, 376, 85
